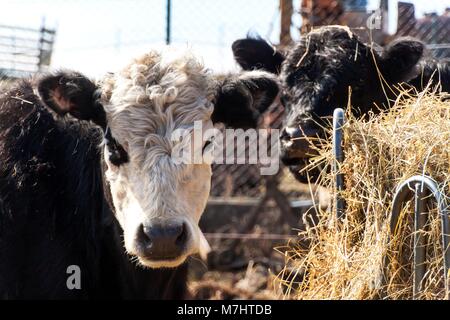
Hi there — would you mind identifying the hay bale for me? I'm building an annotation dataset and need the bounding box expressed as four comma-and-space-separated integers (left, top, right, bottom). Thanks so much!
276, 91, 450, 300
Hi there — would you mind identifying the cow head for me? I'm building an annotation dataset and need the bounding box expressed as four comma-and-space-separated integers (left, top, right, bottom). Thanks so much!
37, 50, 279, 268
233, 26, 424, 182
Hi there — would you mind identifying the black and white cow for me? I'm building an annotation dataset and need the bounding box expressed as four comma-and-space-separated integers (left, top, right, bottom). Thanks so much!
0, 50, 279, 299
233, 26, 450, 182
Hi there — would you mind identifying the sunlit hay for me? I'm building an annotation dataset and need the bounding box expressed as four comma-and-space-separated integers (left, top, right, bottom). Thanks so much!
275, 90, 450, 300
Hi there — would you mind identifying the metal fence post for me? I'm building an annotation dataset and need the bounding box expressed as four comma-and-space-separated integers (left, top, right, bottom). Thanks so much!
333, 108, 345, 220
388, 175, 450, 299
413, 182, 427, 298
166, 0, 172, 45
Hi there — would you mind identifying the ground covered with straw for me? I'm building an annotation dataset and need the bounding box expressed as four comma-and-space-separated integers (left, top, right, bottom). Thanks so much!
276, 91, 450, 300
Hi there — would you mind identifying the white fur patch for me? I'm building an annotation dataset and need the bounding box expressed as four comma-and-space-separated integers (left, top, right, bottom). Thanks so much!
100, 49, 216, 268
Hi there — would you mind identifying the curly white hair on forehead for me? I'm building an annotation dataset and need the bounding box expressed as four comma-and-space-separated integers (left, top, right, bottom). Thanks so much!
99, 49, 216, 168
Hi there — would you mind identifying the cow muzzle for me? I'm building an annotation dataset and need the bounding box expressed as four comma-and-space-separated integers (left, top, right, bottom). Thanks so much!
136, 218, 188, 262
132, 217, 211, 268
280, 126, 320, 164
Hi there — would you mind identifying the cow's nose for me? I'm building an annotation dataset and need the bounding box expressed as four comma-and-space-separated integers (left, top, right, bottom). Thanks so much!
280, 125, 320, 143
280, 126, 302, 142
280, 125, 320, 160
137, 220, 187, 260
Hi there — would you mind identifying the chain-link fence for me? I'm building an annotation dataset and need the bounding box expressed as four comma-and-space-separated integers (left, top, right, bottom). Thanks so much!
296, 0, 450, 58
396, 2, 450, 59
0, 0, 282, 76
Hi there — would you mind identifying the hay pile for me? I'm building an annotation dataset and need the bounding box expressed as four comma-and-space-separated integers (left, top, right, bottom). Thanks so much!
276, 91, 450, 300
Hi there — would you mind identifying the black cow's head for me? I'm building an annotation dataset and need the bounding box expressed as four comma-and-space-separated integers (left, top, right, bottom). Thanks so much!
37, 50, 279, 268
233, 26, 425, 182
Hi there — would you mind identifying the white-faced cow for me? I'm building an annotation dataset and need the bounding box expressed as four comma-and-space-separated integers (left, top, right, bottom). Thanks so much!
232, 26, 450, 183
0, 50, 279, 299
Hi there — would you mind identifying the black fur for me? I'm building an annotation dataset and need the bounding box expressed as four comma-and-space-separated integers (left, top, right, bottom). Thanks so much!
408, 59, 450, 93
0, 79, 187, 299
38, 71, 107, 129
212, 73, 279, 129
104, 128, 129, 167
233, 26, 450, 183
232, 37, 285, 74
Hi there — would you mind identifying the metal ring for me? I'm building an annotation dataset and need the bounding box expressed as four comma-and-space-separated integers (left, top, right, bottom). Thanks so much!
389, 175, 450, 299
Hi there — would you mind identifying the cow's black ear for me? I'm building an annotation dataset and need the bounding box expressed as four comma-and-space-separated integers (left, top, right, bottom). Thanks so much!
212, 71, 280, 128
380, 38, 425, 83
37, 71, 106, 129
232, 37, 285, 74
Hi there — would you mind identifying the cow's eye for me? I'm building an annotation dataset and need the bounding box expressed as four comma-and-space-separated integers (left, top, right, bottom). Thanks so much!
104, 129, 129, 166
108, 142, 129, 166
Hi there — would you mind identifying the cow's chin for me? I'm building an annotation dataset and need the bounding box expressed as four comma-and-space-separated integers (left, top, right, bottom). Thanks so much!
125, 228, 201, 269
125, 239, 196, 269
137, 255, 189, 269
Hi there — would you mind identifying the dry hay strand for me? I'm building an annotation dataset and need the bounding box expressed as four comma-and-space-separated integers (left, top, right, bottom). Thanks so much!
275, 90, 450, 300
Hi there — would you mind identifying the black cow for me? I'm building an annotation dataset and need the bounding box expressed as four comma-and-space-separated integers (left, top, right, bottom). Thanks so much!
233, 26, 450, 182
0, 78, 191, 299
0, 51, 278, 298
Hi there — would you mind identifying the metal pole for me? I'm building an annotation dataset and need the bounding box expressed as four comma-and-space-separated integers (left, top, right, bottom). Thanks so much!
388, 175, 450, 299
333, 108, 345, 220
413, 183, 427, 299
166, 0, 172, 45
37, 17, 46, 71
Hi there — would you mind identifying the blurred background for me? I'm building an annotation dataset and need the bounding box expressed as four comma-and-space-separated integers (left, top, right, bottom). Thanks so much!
1, 0, 449, 78
1, 0, 449, 299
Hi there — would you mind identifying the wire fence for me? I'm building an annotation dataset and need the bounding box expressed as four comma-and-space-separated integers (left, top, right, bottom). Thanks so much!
0, 0, 282, 76
1, 1, 448, 74
297, 0, 450, 58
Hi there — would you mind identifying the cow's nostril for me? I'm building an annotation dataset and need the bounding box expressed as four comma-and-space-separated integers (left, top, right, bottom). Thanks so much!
175, 223, 187, 247
137, 223, 151, 243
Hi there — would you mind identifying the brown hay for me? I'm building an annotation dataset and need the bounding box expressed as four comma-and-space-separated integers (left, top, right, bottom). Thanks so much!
275, 91, 450, 300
